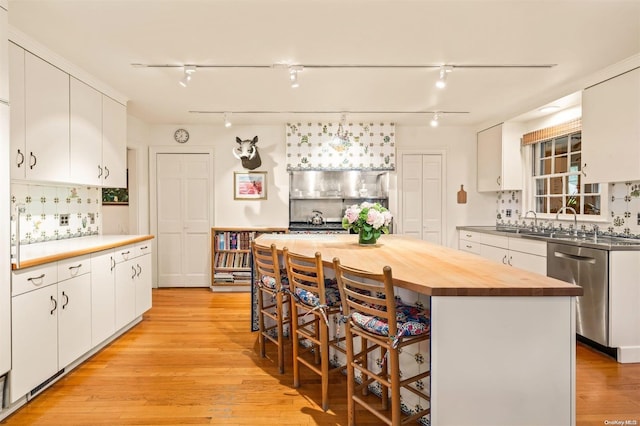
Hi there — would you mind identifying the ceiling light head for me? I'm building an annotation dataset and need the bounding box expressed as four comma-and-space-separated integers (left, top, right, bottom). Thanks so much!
179, 65, 197, 87
436, 65, 453, 89
538, 105, 561, 114
430, 112, 440, 127
224, 112, 232, 128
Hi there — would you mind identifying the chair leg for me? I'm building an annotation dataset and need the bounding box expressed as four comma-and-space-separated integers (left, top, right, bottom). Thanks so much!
276, 292, 285, 374
345, 327, 357, 426
389, 347, 401, 426
381, 346, 389, 411
291, 303, 301, 388
320, 319, 330, 412
257, 289, 266, 358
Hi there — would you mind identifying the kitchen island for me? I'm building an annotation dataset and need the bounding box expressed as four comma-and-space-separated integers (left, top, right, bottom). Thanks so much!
256, 233, 582, 426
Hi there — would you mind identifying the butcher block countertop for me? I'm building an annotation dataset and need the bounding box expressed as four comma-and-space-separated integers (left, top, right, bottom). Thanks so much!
12, 235, 154, 270
256, 233, 582, 297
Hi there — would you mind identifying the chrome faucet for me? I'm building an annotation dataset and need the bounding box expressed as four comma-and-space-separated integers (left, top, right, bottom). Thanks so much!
556, 206, 578, 236
523, 210, 538, 231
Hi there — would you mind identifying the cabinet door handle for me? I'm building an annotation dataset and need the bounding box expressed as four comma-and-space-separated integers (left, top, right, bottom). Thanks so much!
98, 165, 103, 178
508, 256, 513, 266
110, 256, 116, 271
136, 264, 142, 277
131, 265, 137, 279
50, 295, 57, 315
62, 291, 69, 309
29, 152, 37, 169
27, 273, 46, 284
582, 163, 587, 177
497, 176, 501, 186
502, 255, 507, 264
16, 149, 25, 168
104, 166, 110, 179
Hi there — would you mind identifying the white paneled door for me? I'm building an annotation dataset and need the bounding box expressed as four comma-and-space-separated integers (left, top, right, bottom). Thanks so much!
401, 153, 443, 244
156, 153, 211, 287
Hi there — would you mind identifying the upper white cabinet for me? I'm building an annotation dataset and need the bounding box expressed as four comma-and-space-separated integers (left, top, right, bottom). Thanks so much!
477, 122, 523, 192
0, 4, 8, 102
70, 77, 102, 185
102, 95, 127, 188
582, 67, 640, 184
10, 42, 127, 186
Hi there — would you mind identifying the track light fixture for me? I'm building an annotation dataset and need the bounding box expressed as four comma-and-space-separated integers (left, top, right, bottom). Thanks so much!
435, 65, 453, 89
288, 65, 303, 88
224, 112, 232, 128
179, 65, 197, 87
430, 112, 440, 127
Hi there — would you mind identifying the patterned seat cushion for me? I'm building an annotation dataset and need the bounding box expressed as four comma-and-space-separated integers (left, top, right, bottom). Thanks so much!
294, 278, 341, 307
351, 299, 430, 339
259, 268, 289, 290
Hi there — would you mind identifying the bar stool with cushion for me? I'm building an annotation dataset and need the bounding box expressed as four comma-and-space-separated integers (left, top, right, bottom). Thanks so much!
283, 247, 345, 412
252, 241, 290, 374
333, 258, 431, 426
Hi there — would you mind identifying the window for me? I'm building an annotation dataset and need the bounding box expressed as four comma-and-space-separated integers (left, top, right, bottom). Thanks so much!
532, 132, 601, 215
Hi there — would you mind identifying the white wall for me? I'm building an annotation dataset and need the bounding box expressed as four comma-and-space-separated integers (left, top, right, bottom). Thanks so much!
114, 119, 494, 249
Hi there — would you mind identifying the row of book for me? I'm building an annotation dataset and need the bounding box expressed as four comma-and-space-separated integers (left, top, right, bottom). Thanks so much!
215, 231, 259, 251
213, 271, 252, 284
214, 251, 251, 269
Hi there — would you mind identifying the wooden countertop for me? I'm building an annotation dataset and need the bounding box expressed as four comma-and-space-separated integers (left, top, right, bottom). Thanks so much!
12, 235, 154, 270
256, 233, 583, 297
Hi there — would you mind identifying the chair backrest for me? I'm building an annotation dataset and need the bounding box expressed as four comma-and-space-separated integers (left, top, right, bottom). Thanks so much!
252, 241, 285, 291
332, 258, 398, 336
283, 247, 327, 306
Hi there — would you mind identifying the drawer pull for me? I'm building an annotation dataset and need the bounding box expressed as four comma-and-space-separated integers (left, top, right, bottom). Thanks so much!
465, 234, 472, 238
466, 245, 472, 249
121, 250, 130, 255
140, 246, 148, 250
68, 264, 82, 270
27, 273, 45, 283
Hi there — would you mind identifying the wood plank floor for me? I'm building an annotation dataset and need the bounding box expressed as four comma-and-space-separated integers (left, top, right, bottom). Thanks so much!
1, 288, 639, 425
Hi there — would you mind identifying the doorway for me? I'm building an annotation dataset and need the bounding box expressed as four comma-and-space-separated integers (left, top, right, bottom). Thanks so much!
150, 147, 214, 287
399, 152, 445, 244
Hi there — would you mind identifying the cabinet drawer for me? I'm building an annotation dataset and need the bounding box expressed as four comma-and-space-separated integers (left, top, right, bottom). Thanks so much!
12, 263, 58, 296
58, 254, 91, 281
508, 237, 547, 257
459, 240, 481, 255
135, 241, 152, 257
459, 230, 482, 242
480, 233, 509, 249
114, 244, 136, 263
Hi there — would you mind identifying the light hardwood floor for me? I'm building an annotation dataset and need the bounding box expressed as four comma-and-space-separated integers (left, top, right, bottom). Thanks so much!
1, 288, 639, 425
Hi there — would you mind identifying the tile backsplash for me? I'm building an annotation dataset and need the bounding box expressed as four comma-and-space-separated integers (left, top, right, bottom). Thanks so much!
495, 181, 640, 237
10, 183, 102, 246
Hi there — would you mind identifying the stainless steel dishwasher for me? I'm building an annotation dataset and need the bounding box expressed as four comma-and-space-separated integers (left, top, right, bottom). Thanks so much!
547, 242, 609, 346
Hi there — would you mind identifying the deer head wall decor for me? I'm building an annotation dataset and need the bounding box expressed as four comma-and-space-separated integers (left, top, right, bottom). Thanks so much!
233, 136, 262, 170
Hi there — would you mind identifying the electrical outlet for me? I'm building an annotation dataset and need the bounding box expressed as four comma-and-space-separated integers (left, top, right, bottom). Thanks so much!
59, 213, 70, 226
637, 213, 640, 226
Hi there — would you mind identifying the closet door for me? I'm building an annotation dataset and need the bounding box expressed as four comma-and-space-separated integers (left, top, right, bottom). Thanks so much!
401, 154, 443, 244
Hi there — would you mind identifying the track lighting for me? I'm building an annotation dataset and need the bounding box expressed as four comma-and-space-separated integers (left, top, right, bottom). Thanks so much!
435, 65, 453, 89
179, 65, 197, 87
224, 112, 232, 128
288, 65, 303, 88
430, 112, 440, 127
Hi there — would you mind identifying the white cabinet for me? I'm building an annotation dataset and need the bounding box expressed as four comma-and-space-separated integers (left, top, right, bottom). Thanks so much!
102, 95, 127, 188
0, 3, 10, 378
477, 122, 523, 192
70, 77, 103, 186
90, 249, 116, 346
0, 4, 8, 102
24, 51, 70, 183
114, 242, 152, 330
9, 42, 26, 179
56, 256, 92, 368
70, 79, 127, 187
459, 230, 547, 276
10, 265, 59, 402
134, 243, 152, 316
582, 67, 640, 184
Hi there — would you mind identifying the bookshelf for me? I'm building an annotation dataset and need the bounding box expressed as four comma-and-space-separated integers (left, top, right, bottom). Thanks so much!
211, 227, 288, 291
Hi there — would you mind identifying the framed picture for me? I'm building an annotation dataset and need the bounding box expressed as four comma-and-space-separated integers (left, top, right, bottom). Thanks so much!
102, 187, 129, 205
234, 171, 267, 200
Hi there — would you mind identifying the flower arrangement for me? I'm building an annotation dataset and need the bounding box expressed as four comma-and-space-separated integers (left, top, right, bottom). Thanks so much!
342, 202, 393, 244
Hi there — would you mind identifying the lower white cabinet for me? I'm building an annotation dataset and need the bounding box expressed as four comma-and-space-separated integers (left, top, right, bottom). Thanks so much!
458, 230, 547, 276
10, 240, 153, 403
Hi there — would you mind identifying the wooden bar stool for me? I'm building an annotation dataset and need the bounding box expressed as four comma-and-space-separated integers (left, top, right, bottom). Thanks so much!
252, 241, 290, 374
283, 247, 346, 412
333, 258, 431, 426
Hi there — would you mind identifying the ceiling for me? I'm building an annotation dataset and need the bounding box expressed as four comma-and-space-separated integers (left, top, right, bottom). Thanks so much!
7, 0, 640, 128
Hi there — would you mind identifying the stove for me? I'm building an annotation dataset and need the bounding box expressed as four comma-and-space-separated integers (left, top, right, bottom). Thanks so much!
288, 222, 349, 234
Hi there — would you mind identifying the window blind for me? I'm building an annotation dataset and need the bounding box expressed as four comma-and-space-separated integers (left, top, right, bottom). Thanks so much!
521, 118, 581, 146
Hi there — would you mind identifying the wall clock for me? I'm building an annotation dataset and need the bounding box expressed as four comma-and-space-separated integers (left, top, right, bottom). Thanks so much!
174, 128, 190, 144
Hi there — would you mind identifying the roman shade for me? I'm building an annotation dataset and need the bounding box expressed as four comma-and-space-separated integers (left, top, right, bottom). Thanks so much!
521, 118, 582, 146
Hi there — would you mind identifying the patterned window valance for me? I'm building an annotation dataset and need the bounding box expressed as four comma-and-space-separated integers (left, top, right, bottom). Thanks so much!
285, 122, 395, 171
521, 118, 581, 146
